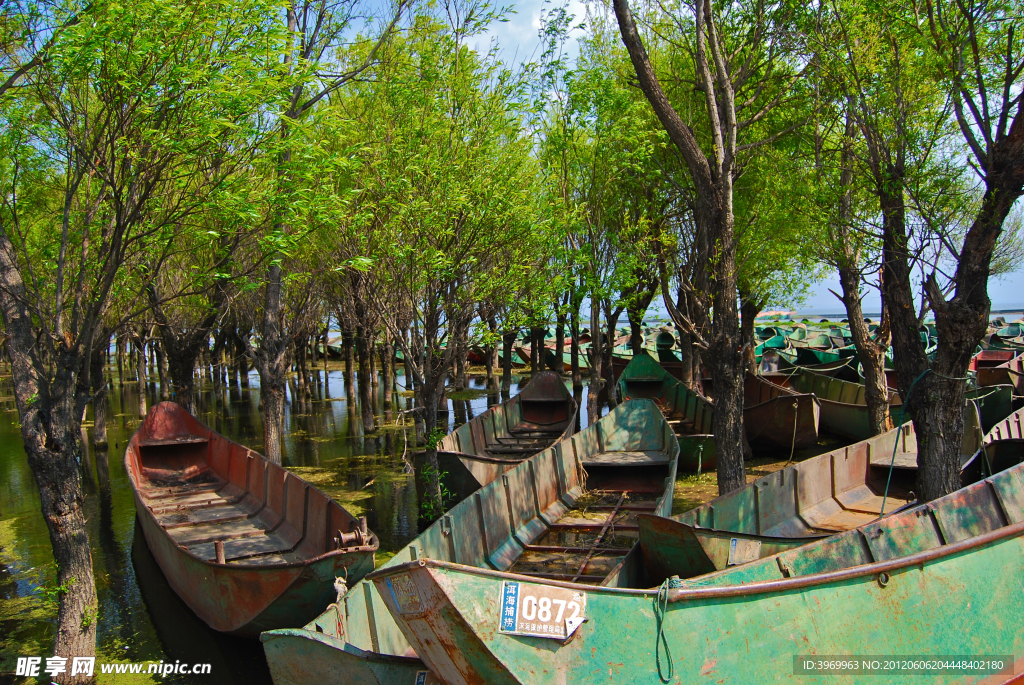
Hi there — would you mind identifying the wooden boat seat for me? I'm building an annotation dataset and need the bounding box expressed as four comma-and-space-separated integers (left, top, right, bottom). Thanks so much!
813, 509, 878, 532
582, 450, 671, 466
870, 451, 919, 470
835, 484, 910, 515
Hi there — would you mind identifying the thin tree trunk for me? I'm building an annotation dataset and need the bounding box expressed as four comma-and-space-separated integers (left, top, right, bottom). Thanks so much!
501, 330, 516, 399
355, 323, 375, 433
570, 306, 582, 389
343, 327, 356, 402
554, 305, 566, 373
588, 297, 604, 425
91, 335, 109, 448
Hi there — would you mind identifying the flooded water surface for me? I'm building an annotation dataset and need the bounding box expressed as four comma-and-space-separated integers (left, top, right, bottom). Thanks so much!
0, 366, 571, 684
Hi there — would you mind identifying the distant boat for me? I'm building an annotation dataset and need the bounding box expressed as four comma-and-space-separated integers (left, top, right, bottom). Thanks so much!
742, 373, 820, 450
976, 350, 1024, 393
780, 368, 902, 441
261, 398, 678, 685
126, 402, 377, 637
422, 370, 578, 493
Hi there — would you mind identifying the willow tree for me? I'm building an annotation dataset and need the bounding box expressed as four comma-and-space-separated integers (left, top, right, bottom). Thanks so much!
539, 17, 677, 423
329, 9, 548, 515
252, 0, 408, 464
0, 0, 285, 676
813, 0, 1024, 500
614, 0, 812, 493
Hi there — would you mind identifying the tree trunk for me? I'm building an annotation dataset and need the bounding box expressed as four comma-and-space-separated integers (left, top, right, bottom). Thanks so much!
570, 305, 582, 389
381, 338, 394, 413
154, 338, 170, 400
355, 322, 375, 433
588, 298, 604, 425
342, 326, 356, 402
0, 235, 97, 683
91, 336, 109, 448
554, 305, 566, 373
135, 333, 148, 417
838, 264, 891, 436
116, 334, 125, 386
501, 330, 516, 399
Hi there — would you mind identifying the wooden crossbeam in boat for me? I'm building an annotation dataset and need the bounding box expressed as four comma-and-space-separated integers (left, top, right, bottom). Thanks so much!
149, 492, 247, 515
140, 482, 224, 501
159, 509, 252, 530
572, 491, 626, 583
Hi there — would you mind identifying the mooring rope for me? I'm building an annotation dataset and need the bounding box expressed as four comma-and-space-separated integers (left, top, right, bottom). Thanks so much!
655, 576, 684, 682
879, 368, 973, 516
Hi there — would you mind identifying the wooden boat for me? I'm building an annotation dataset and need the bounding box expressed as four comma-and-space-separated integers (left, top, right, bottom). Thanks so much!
618, 354, 818, 455
781, 368, 902, 441
126, 402, 377, 637
369, 420, 1024, 685
968, 384, 1015, 432
640, 402, 993, 584
980, 331, 1024, 351
743, 373, 820, 450
260, 399, 678, 685
424, 370, 578, 493
515, 343, 590, 372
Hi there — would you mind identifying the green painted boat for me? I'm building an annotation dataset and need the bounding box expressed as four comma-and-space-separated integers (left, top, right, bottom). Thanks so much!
781, 368, 902, 441
980, 332, 1024, 351
752, 334, 788, 359
370, 432, 1024, 685
640, 402, 991, 584
760, 348, 859, 381
617, 353, 713, 470
372, 444, 1024, 679
967, 384, 1015, 432
260, 399, 677, 684
636, 517, 827, 581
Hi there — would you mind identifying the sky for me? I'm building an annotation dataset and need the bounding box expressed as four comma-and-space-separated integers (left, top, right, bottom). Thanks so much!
475, 0, 1024, 316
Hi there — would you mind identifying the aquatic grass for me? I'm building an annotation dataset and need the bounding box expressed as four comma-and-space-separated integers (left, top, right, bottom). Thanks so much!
0, 517, 56, 678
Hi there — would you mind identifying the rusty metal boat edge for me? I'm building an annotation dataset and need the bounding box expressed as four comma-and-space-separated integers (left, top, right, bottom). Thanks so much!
368, 445, 1024, 685
126, 402, 378, 637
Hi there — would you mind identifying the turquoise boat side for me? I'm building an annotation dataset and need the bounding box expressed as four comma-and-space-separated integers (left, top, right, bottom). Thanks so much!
636, 514, 826, 583
370, 451, 1024, 684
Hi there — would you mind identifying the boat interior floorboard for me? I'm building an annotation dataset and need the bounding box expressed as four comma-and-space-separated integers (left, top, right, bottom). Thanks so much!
508, 489, 657, 586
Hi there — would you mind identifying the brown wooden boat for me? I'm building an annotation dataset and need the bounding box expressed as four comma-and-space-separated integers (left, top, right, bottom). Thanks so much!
126, 402, 378, 637
430, 370, 578, 490
743, 373, 820, 450
976, 352, 1024, 392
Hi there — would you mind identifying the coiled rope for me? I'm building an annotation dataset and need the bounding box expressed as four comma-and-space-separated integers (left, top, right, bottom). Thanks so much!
655, 575, 684, 682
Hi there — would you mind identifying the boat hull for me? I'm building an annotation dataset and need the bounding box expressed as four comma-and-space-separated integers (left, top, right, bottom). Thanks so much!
373, 536, 1024, 685
134, 496, 374, 636
126, 403, 377, 637
261, 605, 435, 685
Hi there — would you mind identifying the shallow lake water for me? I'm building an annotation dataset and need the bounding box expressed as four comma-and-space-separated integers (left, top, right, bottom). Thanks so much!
0, 365, 593, 684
